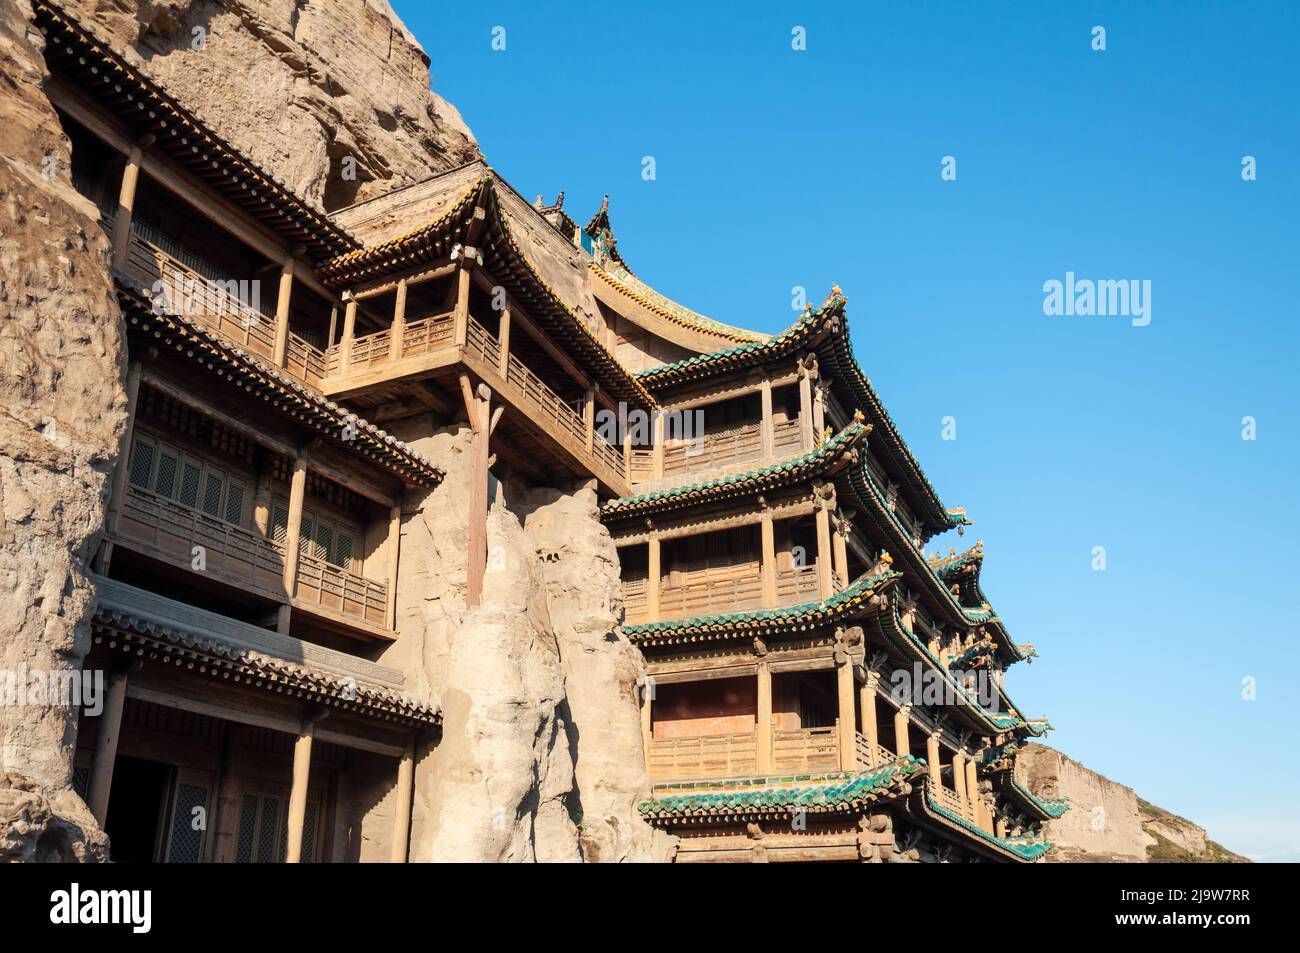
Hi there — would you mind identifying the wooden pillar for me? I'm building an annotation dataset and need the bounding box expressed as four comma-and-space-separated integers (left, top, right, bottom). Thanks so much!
759, 375, 774, 457
110, 140, 147, 272
812, 380, 826, 437
272, 255, 296, 367
926, 731, 942, 788
389, 277, 408, 360
646, 533, 661, 622
815, 494, 834, 599
339, 296, 358, 371
760, 507, 777, 608
210, 723, 242, 863
858, 672, 879, 767
453, 263, 471, 347
652, 411, 665, 479
326, 303, 339, 347
892, 704, 911, 759
756, 663, 773, 774
281, 453, 308, 602
105, 361, 143, 534
389, 736, 415, 863
497, 304, 511, 377
462, 377, 491, 608
965, 756, 983, 827
836, 653, 856, 771
640, 678, 653, 773
798, 358, 814, 450
622, 429, 633, 483
583, 388, 595, 452
385, 495, 402, 630
952, 750, 969, 814
832, 512, 849, 590
996, 815, 1008, 838
285, 719, 315, 864
87, 665, 130, 825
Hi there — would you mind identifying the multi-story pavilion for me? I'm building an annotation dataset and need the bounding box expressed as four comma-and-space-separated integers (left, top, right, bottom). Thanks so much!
33, 0, 1062, 863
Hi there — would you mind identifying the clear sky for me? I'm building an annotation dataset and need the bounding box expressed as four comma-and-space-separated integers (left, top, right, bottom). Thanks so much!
394, 0, 1300, 861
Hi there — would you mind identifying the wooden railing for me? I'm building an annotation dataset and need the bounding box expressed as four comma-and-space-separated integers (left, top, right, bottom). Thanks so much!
622, 577, 648, 622
648, 732, 758, 781
116, 484, 286, 597
628, 448, 655, 482
775, 565, 821, 605
773, 417, 804, 455
121, 233, 326, 387
854, 732, 896, 769
772, 725, 841, 773
658, 568, 763, 620
933, 783, 971, 819
294, 552, 388, 628
663, 422, 763, 477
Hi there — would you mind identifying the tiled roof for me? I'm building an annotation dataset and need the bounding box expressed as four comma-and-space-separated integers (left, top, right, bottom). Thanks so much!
592, 262, 769, 344
1005, 778, 1072, 820
600, 414, 868, 518
638, 757, 925, 820
921, 781, 1053, 861
621, 566, 901, 647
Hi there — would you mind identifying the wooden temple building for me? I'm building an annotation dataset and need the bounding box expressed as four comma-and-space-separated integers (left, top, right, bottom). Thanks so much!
37, 0, 1065, 862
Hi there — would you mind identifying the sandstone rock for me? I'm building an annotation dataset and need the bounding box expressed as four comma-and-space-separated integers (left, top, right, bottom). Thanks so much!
59, 0, 479, 211
0, 772, 108, 862
0, 0, 126, 848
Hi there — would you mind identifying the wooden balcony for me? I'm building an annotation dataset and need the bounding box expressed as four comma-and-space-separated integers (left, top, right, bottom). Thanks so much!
648, 732, 758, 781
774, 565, 820, 606
120, 233, 327, 387
631, 417, 805, 489
113, 485, 389, 636
932, 782, 972, 821
622, 562, 827, 625
648, 726, 894, 782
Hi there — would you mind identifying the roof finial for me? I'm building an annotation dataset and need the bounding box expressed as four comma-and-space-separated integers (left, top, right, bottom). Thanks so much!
534, 194, 544, 209
599, 193, 609, 214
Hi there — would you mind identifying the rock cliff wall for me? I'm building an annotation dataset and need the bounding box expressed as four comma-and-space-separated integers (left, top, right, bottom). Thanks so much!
1017, 744, 1245, 863
58, 0, 478, 210
0, 0, 123, 861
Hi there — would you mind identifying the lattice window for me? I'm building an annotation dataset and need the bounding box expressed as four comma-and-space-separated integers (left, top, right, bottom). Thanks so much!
302, 801, 320, 864
201, 472, 224, 518
155, 449, 179, 498
178, 461, 201, 509
257, 796, 280, 863
128, 438, 154, 488
224, 479, 246, 526
235, 794, 258, 863
165, 782, 208, 864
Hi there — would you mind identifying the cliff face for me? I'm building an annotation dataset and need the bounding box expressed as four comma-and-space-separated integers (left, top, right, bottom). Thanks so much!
0, 0, 122, 861
1017, 744, 1246, 863
58, 0, 478, 210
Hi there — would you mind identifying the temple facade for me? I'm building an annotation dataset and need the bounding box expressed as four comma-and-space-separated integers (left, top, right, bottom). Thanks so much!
20, 0, 1065, 863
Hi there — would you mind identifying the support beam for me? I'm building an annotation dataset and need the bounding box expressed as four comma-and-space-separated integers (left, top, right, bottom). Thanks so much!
756, 662, 773, 774
953, 750, 969, 815
760, 507, 776, 608
285, 718, 315, 864
798, 357, 814, 451
760, 375, 774, 457
281, 453, 308, 600
453, 263, 471, 347
389, 277, 408, 360
497, 304, 511, 377
272, 255, 295, 367
389, 736, 415, 863
385, 495, 402, 630
583, 388, 595, 452
461, 375, 491, 607
831, 512, 850, 591
640, 678, 653, 771
836, 653, 856, 771
965, 755, 984, 828
646, 533, 661, 622
814, 491, 834, 599
339, 296, 358, 370
87, 665, 130, 825
110, 139, 147, 272
926, 731, 942, 788
105, 361, 143, 534
893, 704, 911, 759
652, 411, 665, 480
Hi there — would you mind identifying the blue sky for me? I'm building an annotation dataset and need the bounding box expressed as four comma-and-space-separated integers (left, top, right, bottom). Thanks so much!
394, 0, 1300, 861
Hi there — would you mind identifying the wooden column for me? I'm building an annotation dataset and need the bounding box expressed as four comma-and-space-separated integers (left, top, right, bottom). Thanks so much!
798, 358, 814, 450
87, 665, 130, 825
385, 495, 402, 630
952, 750, 969, 814
583, 388, 595, 452
110, 139, 148, 272
339, 296, 358, 371
836, 652, 856, 771
996, 815, 1008, 838
831, 512, 849, 590
640, 678, 653, 773
756, 662, 773, 774
497, 304, 511, 377
815, 493, 834, 599
272, 255, 296, 367
652, 411, 665, 479
926, 731, 942, 787
462, 376, 491, 608
389, 277, 408, 360
760, 507, 777, 608
622, 429, 633, 483
389, 736, 415, 863
453, 263, 471, 347
105, 361, 143, 534
759, 375, 774, 458
285, 718, 315, 864
965, 756, 984, 828
812, 380, 826, 437
646, 533, 661, 622
858, 672, 879, 767
281, 453, 308, 603
892, 704, 911, 759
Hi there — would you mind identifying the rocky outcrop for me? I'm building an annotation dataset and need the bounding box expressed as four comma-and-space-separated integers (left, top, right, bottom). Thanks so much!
1017, 744, 1246, 863
59, 0, 478, 210
0, 0, 127, 853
